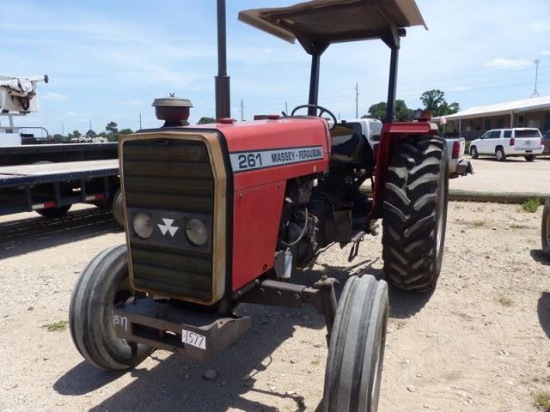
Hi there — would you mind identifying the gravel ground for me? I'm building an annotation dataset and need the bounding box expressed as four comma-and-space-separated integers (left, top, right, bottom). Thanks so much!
1, 160, 550, 411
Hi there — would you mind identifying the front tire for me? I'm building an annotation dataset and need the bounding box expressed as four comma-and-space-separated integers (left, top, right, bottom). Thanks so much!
541, 200, 550, 258
69, 244, 153, 370
382, 137, 449, 292
323, 276, 388, 412
470, 146, 479, 159
110, 188, 125, 227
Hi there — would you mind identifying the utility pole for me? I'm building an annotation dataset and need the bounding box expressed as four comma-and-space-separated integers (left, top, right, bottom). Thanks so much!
240, 99, 244, 121
354, 82, 359, 118
531, 59, 540, 97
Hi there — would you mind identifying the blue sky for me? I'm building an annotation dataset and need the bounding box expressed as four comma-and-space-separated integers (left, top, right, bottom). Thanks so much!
1, 0, 549, 135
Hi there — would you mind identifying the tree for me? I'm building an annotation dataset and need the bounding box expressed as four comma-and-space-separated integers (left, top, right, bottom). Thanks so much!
69, 130, 81, 139
52, 134, 68, 142
420, 89, 460, 117
106, 121, 118, 135
119, 128, 134, 136
366, 102, 387, 121
395, 100, 413, 122
365, 99, 413, 121
197, 117, 216, 124
86, 129, 97, 138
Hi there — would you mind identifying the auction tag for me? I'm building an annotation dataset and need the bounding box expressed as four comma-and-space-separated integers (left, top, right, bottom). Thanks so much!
181, 328, 206, 350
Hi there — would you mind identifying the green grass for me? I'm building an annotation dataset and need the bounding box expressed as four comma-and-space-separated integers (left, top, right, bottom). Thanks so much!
533, 390, 550, 411
522, 198, 542, 213
42, 320, 68, 332
509, 223, 526, 229
472, 220, 485, 227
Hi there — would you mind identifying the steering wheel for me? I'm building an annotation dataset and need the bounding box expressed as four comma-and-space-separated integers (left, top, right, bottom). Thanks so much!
290, 104, 337, 130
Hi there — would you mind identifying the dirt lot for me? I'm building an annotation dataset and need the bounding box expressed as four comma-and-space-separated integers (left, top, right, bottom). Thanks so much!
1, 159, 550, 412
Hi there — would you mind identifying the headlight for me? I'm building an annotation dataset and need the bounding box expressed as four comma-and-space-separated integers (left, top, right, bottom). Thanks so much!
185, 218, 208, 246
132, 213, 154, 239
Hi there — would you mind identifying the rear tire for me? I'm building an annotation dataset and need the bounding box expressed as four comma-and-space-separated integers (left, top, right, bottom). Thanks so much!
495, 147, 506, 161
382, 136, 449, 292
525, 155, 535, 162
69, 244, 153, 370
541, 200, 550, 258
470, 146, 479, 159
323, 276, 388, 412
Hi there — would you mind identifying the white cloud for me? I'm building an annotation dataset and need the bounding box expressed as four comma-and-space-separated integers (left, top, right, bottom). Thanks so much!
484, 58, 533, 69
541, 50, 550, 56
448, 85, 471, 92
43, 92, 68, 100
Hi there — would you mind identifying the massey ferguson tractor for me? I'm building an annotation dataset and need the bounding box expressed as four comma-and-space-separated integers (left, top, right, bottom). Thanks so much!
69, 1, 448, 410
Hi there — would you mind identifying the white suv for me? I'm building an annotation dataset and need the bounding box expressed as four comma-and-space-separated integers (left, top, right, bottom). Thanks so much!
469, 128, 543, 161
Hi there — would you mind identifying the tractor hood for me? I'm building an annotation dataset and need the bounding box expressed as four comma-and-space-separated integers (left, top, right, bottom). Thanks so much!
238, 0, 427, 54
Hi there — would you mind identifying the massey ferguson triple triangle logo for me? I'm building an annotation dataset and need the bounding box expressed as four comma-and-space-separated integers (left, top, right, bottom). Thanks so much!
158, 218, 179, 237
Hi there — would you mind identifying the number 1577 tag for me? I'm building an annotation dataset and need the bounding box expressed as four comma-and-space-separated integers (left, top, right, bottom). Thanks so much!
181, 328, 206, 350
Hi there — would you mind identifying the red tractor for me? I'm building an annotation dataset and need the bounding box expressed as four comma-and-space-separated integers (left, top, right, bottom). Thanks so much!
69, 1, 448, 410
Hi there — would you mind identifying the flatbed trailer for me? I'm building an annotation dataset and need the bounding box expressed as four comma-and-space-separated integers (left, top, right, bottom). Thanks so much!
0, 159, 120, 220
0, 142, 118, 166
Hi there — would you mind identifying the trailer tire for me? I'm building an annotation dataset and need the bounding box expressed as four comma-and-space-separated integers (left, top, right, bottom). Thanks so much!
69, 244, 153, 370
541, 199, 550, 258
323, 276, 388, 412
382, 136, 449, 292
35, 205, 72, 218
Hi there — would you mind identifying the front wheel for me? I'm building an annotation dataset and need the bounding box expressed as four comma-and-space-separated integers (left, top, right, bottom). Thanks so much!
541, 200, 550, 258
69, 244, 153, 370
470, 146, 479, 159
382, 136, 449, 292
110, 188, 125, 227
323, 276, 388, 412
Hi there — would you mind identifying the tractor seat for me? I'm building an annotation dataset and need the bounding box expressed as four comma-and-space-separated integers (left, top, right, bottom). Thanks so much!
330, 125, 367, 166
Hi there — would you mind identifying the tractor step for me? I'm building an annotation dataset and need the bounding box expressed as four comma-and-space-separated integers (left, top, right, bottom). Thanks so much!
113, 298, 251, 361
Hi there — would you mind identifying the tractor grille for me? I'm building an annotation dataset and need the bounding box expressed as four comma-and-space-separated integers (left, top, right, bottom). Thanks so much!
122, 138, 215, 301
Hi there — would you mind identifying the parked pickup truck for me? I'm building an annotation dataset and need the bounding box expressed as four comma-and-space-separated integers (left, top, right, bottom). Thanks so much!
446, 136, 473, 178
333, 118, 473, 178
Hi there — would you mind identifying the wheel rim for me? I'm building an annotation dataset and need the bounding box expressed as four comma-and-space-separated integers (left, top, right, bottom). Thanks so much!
496, 150, 503, 160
